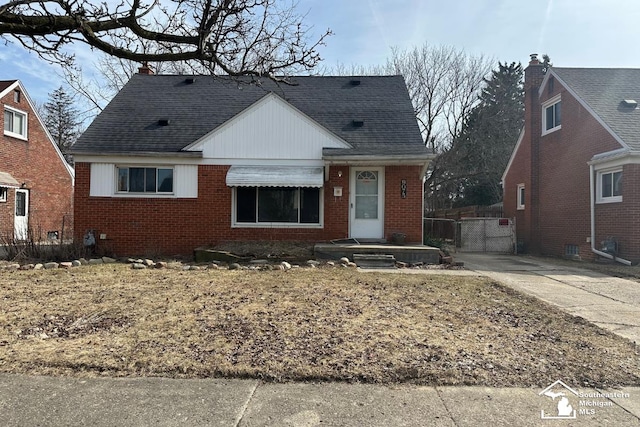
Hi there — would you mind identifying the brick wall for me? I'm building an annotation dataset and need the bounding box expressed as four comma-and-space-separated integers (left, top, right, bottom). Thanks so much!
0, 85, 74, 241
384, 165, 423, 243
74, 163, 425, 256
504, 63, 628, 260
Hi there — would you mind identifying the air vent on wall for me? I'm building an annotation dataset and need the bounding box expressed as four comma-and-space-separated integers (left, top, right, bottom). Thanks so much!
622, 99, 638, 108
158, 119, 170, 126
185, 77, 195, 84
349, 79, 361, 86
352, 120, 364, 127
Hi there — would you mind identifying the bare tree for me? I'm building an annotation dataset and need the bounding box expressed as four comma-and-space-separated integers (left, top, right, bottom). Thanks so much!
0, 0, 331, 77
385, 44, 493, 153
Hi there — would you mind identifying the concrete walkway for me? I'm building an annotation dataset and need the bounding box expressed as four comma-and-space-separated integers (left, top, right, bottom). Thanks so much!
2, 254, 640, 426
454, 252, 640, 344
1, 374, 639, 426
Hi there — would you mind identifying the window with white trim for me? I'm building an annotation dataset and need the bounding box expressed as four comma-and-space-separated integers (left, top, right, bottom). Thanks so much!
542, 95, 561, 134
517, 184, 525, 210
0, 187, 6, 202
234, 186, 321, 226
4, 107, 27, 139
597, 169, 622, 203
116, 167, 174, 193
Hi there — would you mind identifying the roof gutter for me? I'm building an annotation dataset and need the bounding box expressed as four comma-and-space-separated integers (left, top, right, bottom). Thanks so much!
323, 154, 434, 178
589, 163, 631, 265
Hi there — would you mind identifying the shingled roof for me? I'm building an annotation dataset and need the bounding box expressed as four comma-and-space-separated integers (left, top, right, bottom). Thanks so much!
74, 74, 430, 158
550, 68, 640, 152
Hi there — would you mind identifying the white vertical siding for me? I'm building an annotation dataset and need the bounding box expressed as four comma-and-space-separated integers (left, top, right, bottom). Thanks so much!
90, 163, 115, 197
193, 94, 350, 159
175, 164, 198, 198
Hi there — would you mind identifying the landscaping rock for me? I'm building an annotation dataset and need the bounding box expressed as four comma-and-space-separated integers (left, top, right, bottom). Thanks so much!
44, 262, 59, 269
326, 261, 335, 267
143, 259, 155, 267
78, 258, 88, 265
72, 260, 82, 267
19, 264, 34, 270
306, 260, 320, 266
207, 263, 219, 270
339, 257, 350, 265
347, 262, 357, 268
396, 261, 408, 268
182, 265, 192, 271
132, 263, 147, 269
155, 261, 168, 269
228, 263, 241, 270
33, 264, 44, 270
102, 256, 116, 264
281, 261, 292, 270
88, 258, 104, 265
59, 262, 73, 269
273, 264, 285, 271
6, 263, 20, 271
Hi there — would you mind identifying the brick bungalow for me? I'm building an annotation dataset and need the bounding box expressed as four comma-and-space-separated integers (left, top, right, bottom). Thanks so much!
72, 70, 433, 257
0, 80, 74, 242
503, 54, 640, 264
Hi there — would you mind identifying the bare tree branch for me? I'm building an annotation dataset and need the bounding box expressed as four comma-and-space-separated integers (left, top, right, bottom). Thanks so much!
0, 0, 331, 77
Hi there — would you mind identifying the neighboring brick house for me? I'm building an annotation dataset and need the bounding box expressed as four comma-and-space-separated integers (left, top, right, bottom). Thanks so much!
503, 55, 640, 264
72, 71, 433, 256
0, 80, 74, 242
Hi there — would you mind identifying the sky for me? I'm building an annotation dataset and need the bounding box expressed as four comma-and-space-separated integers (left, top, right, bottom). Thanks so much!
1, 0, 640, 106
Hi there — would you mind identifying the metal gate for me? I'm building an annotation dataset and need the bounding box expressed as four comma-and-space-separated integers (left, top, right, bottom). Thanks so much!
457, 217, 516, 253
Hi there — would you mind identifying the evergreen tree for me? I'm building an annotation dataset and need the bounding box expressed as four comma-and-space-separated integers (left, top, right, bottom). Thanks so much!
43, 86, 80, 164
438, 62, 524, 206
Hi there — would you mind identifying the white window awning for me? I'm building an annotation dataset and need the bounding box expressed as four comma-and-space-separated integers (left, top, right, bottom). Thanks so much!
226, 166, 324, 188
0, 171, 20, 188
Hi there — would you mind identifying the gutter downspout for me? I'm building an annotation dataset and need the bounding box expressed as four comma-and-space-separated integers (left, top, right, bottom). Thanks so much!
589, 164, 632, 265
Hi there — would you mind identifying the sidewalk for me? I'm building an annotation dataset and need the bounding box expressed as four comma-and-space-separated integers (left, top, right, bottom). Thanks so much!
1, 373, 639, 426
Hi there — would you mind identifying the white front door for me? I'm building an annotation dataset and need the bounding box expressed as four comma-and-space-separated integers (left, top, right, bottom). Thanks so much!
14, 189, 29, 241
350, 167, 384, 239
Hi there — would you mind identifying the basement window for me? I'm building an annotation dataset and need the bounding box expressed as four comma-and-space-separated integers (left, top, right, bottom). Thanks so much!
117, 167, 174, 193
565, 244, 579, 256
542, 95, 561, 135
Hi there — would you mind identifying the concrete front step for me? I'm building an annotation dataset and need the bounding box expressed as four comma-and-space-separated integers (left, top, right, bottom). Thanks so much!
353, 254, 396, 269
314, 243, 440, 264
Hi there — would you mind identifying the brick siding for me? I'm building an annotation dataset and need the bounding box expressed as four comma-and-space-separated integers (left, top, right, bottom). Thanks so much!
74, 164, 425, 257
0, 85, 74, 241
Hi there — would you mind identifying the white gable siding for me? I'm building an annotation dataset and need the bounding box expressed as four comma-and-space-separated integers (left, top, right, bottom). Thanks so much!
190, 94, 349, 160
90, 163, 114, 197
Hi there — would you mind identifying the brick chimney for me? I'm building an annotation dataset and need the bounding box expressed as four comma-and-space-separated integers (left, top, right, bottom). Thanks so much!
525, 53, 546, 253
138, 62, 154, 75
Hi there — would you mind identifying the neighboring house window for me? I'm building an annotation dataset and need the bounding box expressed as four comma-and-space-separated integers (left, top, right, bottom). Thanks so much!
517, 184, 525, 210
234, 186, 321, 225
0, 187, 6, 202
597, 169, 622, 203
542, 95, 561, 134
3, 107, 27, 139
117, 167, 174, 193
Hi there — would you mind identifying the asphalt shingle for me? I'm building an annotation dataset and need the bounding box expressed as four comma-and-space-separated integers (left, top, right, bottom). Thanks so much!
74, 75, 430, 157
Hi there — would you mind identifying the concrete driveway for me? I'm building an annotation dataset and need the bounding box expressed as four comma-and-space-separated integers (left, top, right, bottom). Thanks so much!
454, 252, 640, 344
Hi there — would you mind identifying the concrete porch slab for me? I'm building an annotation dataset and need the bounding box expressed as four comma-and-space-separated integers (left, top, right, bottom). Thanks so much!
314, 243, 440, 264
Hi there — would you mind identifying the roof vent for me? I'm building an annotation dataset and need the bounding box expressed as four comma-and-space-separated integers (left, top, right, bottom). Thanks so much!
622, 99, 638, 108
158, 119, 170, 126
349, 79, 361, 86
352, 120, 364, 127
185, 77, 195, 84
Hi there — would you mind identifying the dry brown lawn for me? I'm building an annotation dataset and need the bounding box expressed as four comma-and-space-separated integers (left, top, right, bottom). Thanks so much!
0, 265, 638, 387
